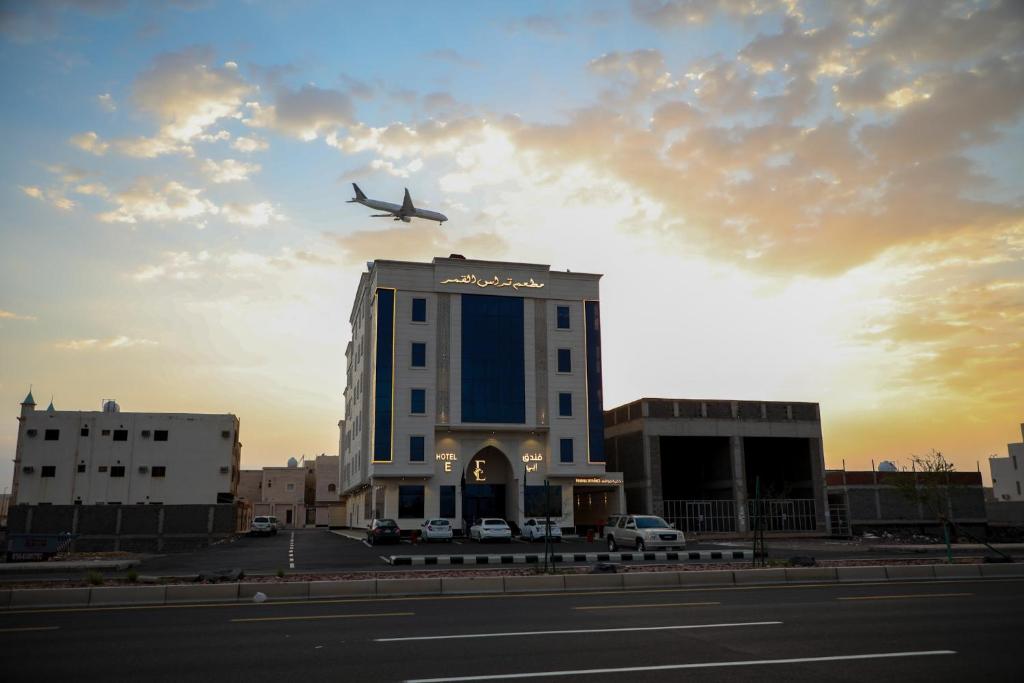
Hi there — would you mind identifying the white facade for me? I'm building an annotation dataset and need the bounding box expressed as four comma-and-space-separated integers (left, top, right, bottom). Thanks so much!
990, 423, 1024, 501
339, 256, 620, 533
12, 394, 241, 506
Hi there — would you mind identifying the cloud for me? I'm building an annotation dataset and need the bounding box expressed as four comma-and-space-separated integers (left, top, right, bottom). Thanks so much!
246, 84, 353, 140
588, 49, 680, 100
55, 336, 158, 351
424, 48, 479, 68
130, 246, 332, 283
133, 47, 251, 143
201, 158, 261, 183
131, 250, 209, 281
507, 15, 566, 36
631, 0, 787, 27
96, 93, 116, 112
231, 135, 269, 153
69, 131, 109, 155
423, 92, 459, 115
20, 184, 75, 210
0, 309, 36, 321
98, 179, 218, 227
329, 225, 508, 265
221, 201, 284, 227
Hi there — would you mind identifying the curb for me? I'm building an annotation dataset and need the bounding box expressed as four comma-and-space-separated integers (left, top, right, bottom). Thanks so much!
385, 550, 751, 566
2, 562, 1021, 609
0, 559, 141, 575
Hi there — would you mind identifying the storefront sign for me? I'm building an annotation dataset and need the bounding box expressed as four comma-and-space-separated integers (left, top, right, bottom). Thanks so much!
472, 458, 486, 482
522, 452, 544, 473
575, 476, 623, 485
440, 274, 545, 291
435, 452, 457, 472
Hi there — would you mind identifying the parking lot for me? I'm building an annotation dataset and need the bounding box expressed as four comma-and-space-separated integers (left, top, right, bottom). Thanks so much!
124, 529, 738, 577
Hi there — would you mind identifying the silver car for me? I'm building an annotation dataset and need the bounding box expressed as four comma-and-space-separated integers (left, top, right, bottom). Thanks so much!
605, 514, 685, 551
469, 518, 512, 543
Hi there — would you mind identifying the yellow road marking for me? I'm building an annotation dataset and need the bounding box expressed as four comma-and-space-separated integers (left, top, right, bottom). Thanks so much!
574, 601, 720, 610
838, 593, 973, 601
0, 626, 60, 633
232, 611, 414, 623
5, 577, 1020, 616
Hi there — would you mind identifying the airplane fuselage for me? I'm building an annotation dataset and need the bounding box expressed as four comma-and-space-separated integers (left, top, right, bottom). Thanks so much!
354, 197, 447, 223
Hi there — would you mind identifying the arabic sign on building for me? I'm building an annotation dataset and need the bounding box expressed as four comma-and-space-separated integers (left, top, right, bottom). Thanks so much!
522, 452, 544, 473
439, 274, 545, 291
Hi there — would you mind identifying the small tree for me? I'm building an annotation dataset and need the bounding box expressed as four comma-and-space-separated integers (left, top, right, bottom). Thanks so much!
891, 450, 957, 562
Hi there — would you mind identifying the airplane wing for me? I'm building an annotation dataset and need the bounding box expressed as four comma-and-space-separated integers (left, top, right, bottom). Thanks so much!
369, 213, 395, 218
401, 188, 415, 215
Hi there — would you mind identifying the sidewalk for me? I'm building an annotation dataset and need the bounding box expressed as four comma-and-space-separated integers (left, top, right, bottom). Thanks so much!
868, 543, 1024, 552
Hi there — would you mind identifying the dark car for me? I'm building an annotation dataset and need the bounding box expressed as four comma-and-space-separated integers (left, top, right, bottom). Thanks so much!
367, 518, 401, 545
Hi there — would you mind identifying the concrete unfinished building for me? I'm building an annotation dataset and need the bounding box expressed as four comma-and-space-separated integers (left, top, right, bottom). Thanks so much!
604, 398, 828, 534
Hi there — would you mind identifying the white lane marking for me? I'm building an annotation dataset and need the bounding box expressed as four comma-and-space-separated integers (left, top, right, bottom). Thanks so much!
403, 650, 957, 682
288, 532, 296, 569
376, 621, 781, 642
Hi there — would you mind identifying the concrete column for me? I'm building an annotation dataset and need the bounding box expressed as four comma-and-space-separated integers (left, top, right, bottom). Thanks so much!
647, 436, 663, 517
114, 506, 123, 552
730, 436, 748, 532
157, 506, 165, 552
809, 438, 828, 533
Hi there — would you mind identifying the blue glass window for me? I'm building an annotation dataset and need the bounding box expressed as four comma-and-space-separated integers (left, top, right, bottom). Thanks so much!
439, 486, 456, 518
557, 348, 571, 373
560, 438, 573, 463
373, 289, 395, 462
411, 388, 426, 414
398, 485, 425, 518
412, 297, 427, 322
558, 392, 572, 417
410, 436, 425, 462
461, 294, 525, 423
525, 485, 563, 517
556, 305, 570, 329
585, 301, 606, 462
411, 342, 426, 368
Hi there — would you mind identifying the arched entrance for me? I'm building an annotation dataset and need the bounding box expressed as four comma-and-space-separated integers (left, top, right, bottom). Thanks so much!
462, 446, 514, 532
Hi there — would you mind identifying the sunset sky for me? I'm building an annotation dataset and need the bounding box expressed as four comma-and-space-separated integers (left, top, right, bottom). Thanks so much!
1, 0, 1022, 488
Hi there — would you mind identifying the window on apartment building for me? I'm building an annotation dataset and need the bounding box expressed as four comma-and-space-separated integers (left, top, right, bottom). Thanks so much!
411, 342, 427, 368
26, 429, 38, 437
110, 466, 126, 477
1014, 455, 1018, 470
558, 392, 572, 417
77, 464, 86, 473
556, 305, 570, 329
440, 485, 456, 518
557, 348, 571, 373
151, 466, 166, 477
411, 388, 426, 414
560, 438, 573, 463
287, 483, 295, 491
41, 465, 56, 477
328, 483, 336, 492
81, 427, 89, 437
44, 429, 60, 441
154, 430, 168, 442
398, 485, 425, 518
98, 465, 108, 473
410, 436, 425, 462
101, 429, 110, 436
412, 297, 427, 322
113, 429, 128, 441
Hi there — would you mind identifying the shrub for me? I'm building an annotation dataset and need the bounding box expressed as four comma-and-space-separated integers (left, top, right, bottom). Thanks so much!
86, 571, 104, 586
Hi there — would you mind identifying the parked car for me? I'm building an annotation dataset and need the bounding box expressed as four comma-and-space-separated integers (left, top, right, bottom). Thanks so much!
367, 518, 401, 545
268, 515, 282, 531
250, 516, 277, 536
420, 518, 454, 542
604, 514, 685, 551
469, 518, 512, 543
521, 518, 562, 542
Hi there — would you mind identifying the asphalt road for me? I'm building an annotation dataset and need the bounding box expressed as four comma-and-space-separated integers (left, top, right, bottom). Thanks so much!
1, 576, 1021, 681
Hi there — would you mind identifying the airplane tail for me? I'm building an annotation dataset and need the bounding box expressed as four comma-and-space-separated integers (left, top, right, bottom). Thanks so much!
351, 183, 367, 201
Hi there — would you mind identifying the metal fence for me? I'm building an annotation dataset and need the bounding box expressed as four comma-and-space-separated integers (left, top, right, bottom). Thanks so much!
663, 500, 738, 533
748, 499, 817, 532
663, 498, 819, 533
828, 502, 851, 536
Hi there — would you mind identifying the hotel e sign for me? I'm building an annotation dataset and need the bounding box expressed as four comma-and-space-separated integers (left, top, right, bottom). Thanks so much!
440, 274, 544, 291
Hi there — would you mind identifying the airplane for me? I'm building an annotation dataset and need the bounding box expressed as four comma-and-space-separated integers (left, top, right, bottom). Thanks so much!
347, 183, 448, 225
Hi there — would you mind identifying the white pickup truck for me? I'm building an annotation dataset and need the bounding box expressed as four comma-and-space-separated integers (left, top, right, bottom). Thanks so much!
603, 514, 686, 551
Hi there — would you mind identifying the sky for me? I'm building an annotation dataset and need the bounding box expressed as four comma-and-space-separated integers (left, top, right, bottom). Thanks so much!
1, 0, 1022, 488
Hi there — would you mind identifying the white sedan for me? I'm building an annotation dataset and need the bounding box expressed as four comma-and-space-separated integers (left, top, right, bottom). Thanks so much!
420, 518, 453, 542
521, 518, 562, 542
469, 518, 512, 543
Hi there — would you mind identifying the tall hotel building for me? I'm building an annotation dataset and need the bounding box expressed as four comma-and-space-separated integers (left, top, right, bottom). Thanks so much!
339, 256, 623, 532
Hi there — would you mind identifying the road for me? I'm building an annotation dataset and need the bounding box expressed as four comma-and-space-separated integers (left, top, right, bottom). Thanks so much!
1, 575, 1021, 681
